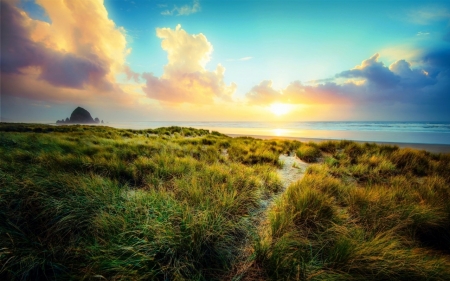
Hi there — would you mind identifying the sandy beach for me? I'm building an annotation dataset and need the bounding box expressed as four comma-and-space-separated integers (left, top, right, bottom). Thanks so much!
226, 134, 450, 154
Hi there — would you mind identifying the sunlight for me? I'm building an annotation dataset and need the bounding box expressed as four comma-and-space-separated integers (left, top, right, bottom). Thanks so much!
269, 103, 291, 116
273, 128, 288, 136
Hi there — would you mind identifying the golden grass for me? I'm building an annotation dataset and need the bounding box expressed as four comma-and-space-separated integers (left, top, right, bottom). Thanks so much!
1, 123, 449, 280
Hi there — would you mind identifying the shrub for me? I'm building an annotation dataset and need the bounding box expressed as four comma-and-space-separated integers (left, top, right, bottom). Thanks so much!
296, 145, 321, 162
390, 148, 430, 176
318, 140, 338, 153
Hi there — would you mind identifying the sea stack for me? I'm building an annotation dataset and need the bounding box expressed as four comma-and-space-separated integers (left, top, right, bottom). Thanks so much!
56, 107, 101, 124
70, 107, 95, 123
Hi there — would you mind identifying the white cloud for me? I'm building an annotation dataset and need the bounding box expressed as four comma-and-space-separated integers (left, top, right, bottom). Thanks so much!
161, 10, 173, 16
407, 6, 450, 25
227, 56, 253, 62
161, 0, 200, 16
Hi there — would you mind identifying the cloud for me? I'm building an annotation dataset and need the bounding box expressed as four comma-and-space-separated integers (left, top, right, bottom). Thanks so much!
1, 0, 108, 89
161, 0, 200, 16
389, 59, 435, 89
142, 24, 236, 104
227, 56, 253, 62
161, 10, 172, 16
336, 53, 400, 89
0, 0, 129, 91
407, 6, 450, 25
124, 65, 141, 82
283, 81, 354, 104
246, 80, 281, 105
407, 6, 450, 42
306, 77, 335, 84
246, 52, 449, 119
418, 47, 450, 105
246, 80, 352, 106
239, 56, 253, 61
0, 0, 145, 122
421, 48, 450, 71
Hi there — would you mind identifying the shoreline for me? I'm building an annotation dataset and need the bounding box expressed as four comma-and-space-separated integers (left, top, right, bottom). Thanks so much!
2, 122, 449, 153
226, 133, 450, 153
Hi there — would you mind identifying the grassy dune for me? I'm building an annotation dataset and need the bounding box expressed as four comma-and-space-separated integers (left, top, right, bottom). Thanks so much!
1, 123, 449, 280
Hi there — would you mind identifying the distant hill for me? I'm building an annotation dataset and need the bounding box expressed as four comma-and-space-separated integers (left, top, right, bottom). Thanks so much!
56, 107, 103, 124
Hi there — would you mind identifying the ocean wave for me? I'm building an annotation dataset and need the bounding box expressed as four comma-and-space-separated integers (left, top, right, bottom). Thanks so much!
107, 121, 450, 134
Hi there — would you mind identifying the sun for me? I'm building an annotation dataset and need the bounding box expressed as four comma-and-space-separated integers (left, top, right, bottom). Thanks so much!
269, 103, 291, 116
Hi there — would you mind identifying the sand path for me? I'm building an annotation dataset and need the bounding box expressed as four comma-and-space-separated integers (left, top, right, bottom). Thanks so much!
232, 153, 310, 279
277, 153, 310, 189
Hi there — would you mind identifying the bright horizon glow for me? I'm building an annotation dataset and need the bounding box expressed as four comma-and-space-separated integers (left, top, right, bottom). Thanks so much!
272, 128, 289, 136
269, 103, 292, 116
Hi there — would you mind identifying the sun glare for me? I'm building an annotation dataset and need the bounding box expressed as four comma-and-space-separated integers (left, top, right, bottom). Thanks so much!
273, 128, 288, 136
269, 103, 291, 116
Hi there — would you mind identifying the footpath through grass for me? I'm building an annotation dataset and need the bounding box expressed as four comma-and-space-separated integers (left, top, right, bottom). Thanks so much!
1, 123, 449, 280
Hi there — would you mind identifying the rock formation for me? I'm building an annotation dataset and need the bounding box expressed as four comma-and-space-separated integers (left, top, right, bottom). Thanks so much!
56, 107, 101, 124
70, 107, 95, 123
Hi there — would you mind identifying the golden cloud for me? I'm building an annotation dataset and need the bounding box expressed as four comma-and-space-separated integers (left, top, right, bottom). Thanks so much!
1, 0, 132, 104
142, 25, 236, 104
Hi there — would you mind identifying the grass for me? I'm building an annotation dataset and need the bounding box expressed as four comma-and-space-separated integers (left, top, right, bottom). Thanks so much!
1, 123, 450, 280
252, 139, 450, 281
295, 143, 321, 163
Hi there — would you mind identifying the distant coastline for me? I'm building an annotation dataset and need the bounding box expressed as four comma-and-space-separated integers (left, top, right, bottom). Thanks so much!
226, 134, 450, 154
2, 121, 450, 153
101, 121, 450, 146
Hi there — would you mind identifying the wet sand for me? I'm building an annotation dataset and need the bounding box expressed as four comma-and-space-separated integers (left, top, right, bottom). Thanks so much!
226, 134, 450, 154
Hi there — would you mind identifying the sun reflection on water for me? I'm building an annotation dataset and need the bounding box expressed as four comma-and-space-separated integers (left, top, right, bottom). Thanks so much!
273, 128, 288, 136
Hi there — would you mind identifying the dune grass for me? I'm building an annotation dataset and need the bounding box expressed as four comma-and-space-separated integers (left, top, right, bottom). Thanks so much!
1, 123, 449, 280
252, 140, 450, 281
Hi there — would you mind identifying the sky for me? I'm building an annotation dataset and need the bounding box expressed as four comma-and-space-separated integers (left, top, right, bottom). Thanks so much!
1, 0, 450, 122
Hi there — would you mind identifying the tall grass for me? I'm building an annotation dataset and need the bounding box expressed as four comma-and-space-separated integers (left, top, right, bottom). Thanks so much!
0, 124, 282, 280
251, 140, 450, 281
295, 143, 321, 163
1, 123, 450, 280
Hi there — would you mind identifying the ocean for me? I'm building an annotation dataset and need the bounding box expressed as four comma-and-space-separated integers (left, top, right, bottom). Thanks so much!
105, 121, 450, 145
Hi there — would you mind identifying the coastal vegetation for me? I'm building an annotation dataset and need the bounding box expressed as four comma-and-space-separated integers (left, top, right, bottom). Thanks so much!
1, 123, 449, 280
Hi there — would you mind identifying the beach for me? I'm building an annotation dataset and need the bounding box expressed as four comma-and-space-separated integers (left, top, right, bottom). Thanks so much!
105, 121, 450, 150
226, 134, 450, 154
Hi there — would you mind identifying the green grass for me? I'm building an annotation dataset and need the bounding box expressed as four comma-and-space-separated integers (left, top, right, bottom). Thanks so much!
295, 143, 322, 163
252, 139, 450, 281
1, 123, 450, 280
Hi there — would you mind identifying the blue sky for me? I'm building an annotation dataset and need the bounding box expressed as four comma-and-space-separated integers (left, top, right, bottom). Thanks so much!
104, 0, 448, 90
1, 0, 450, 121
